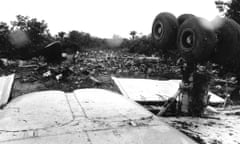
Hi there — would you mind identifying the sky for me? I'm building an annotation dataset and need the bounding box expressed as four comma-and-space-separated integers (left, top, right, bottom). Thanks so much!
0, 0, 221, 38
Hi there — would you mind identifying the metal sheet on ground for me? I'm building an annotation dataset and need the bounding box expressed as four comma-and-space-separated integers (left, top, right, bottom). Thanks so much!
0, 74, 15, 108
0, 91, 72, 131
0, 88, 196, 144
112, 77, 224, 104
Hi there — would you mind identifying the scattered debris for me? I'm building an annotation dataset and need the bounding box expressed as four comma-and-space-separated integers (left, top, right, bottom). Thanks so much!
205, 106, 220, 114
89, 76, 103, 85
40, 41, 63, 64
0, 48, 240, 144
56, 73, 63, 81
43, 70, 52, 77
161, 114, 240, 144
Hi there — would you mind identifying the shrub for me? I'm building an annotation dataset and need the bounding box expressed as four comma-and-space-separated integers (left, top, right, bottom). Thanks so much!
120, 35, 156, 56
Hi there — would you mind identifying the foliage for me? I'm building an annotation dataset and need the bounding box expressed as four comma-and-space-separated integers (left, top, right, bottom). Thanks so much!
0, 22, 12, 56
0, 15, 155, 59
9, 15, 51, 58
57, 31, 66, 40
215, 0, 240, 24
129, 30, 137, 40
119, 35, 156, 56
59, 30, 105, 53
11, 15, 50, 43
0, 14, 106, 58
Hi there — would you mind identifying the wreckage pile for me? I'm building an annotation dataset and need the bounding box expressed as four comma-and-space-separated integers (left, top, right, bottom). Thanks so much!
0, 48, 179, 95
0, 47, 240, 144
0, 47, 238, 103
0, 11, 240, 144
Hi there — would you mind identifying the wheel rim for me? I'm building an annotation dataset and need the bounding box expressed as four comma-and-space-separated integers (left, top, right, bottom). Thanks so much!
153, 20, 164, 40
180, 29, 194, 52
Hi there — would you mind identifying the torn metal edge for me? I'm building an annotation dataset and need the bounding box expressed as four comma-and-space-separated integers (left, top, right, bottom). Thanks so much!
0, 74, 15, 109
112, 77, 225, 104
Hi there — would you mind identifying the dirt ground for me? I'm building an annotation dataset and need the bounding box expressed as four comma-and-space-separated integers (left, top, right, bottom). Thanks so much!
160, 111, 240, 144
1, 48, 240, 144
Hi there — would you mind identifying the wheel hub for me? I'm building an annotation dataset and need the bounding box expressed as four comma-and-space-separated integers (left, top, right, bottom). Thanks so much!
153, 21, 163, 39
186, 35, 193, 46
181, 29, 194, 51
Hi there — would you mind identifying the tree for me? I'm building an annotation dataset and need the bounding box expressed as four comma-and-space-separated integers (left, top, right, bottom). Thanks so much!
10, 15, 52, 58
215, 0, 240, 24
11, 15, 50, 46
58, 31, 66, 40
130, 30, 137, 40
0, 22, 12, 52
68, 31, 91, 46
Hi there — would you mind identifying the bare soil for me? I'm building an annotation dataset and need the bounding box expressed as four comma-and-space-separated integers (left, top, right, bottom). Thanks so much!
160, 111, 240, 144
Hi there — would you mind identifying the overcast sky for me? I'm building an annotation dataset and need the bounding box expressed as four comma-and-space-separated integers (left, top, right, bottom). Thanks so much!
0, 0, 220, 38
